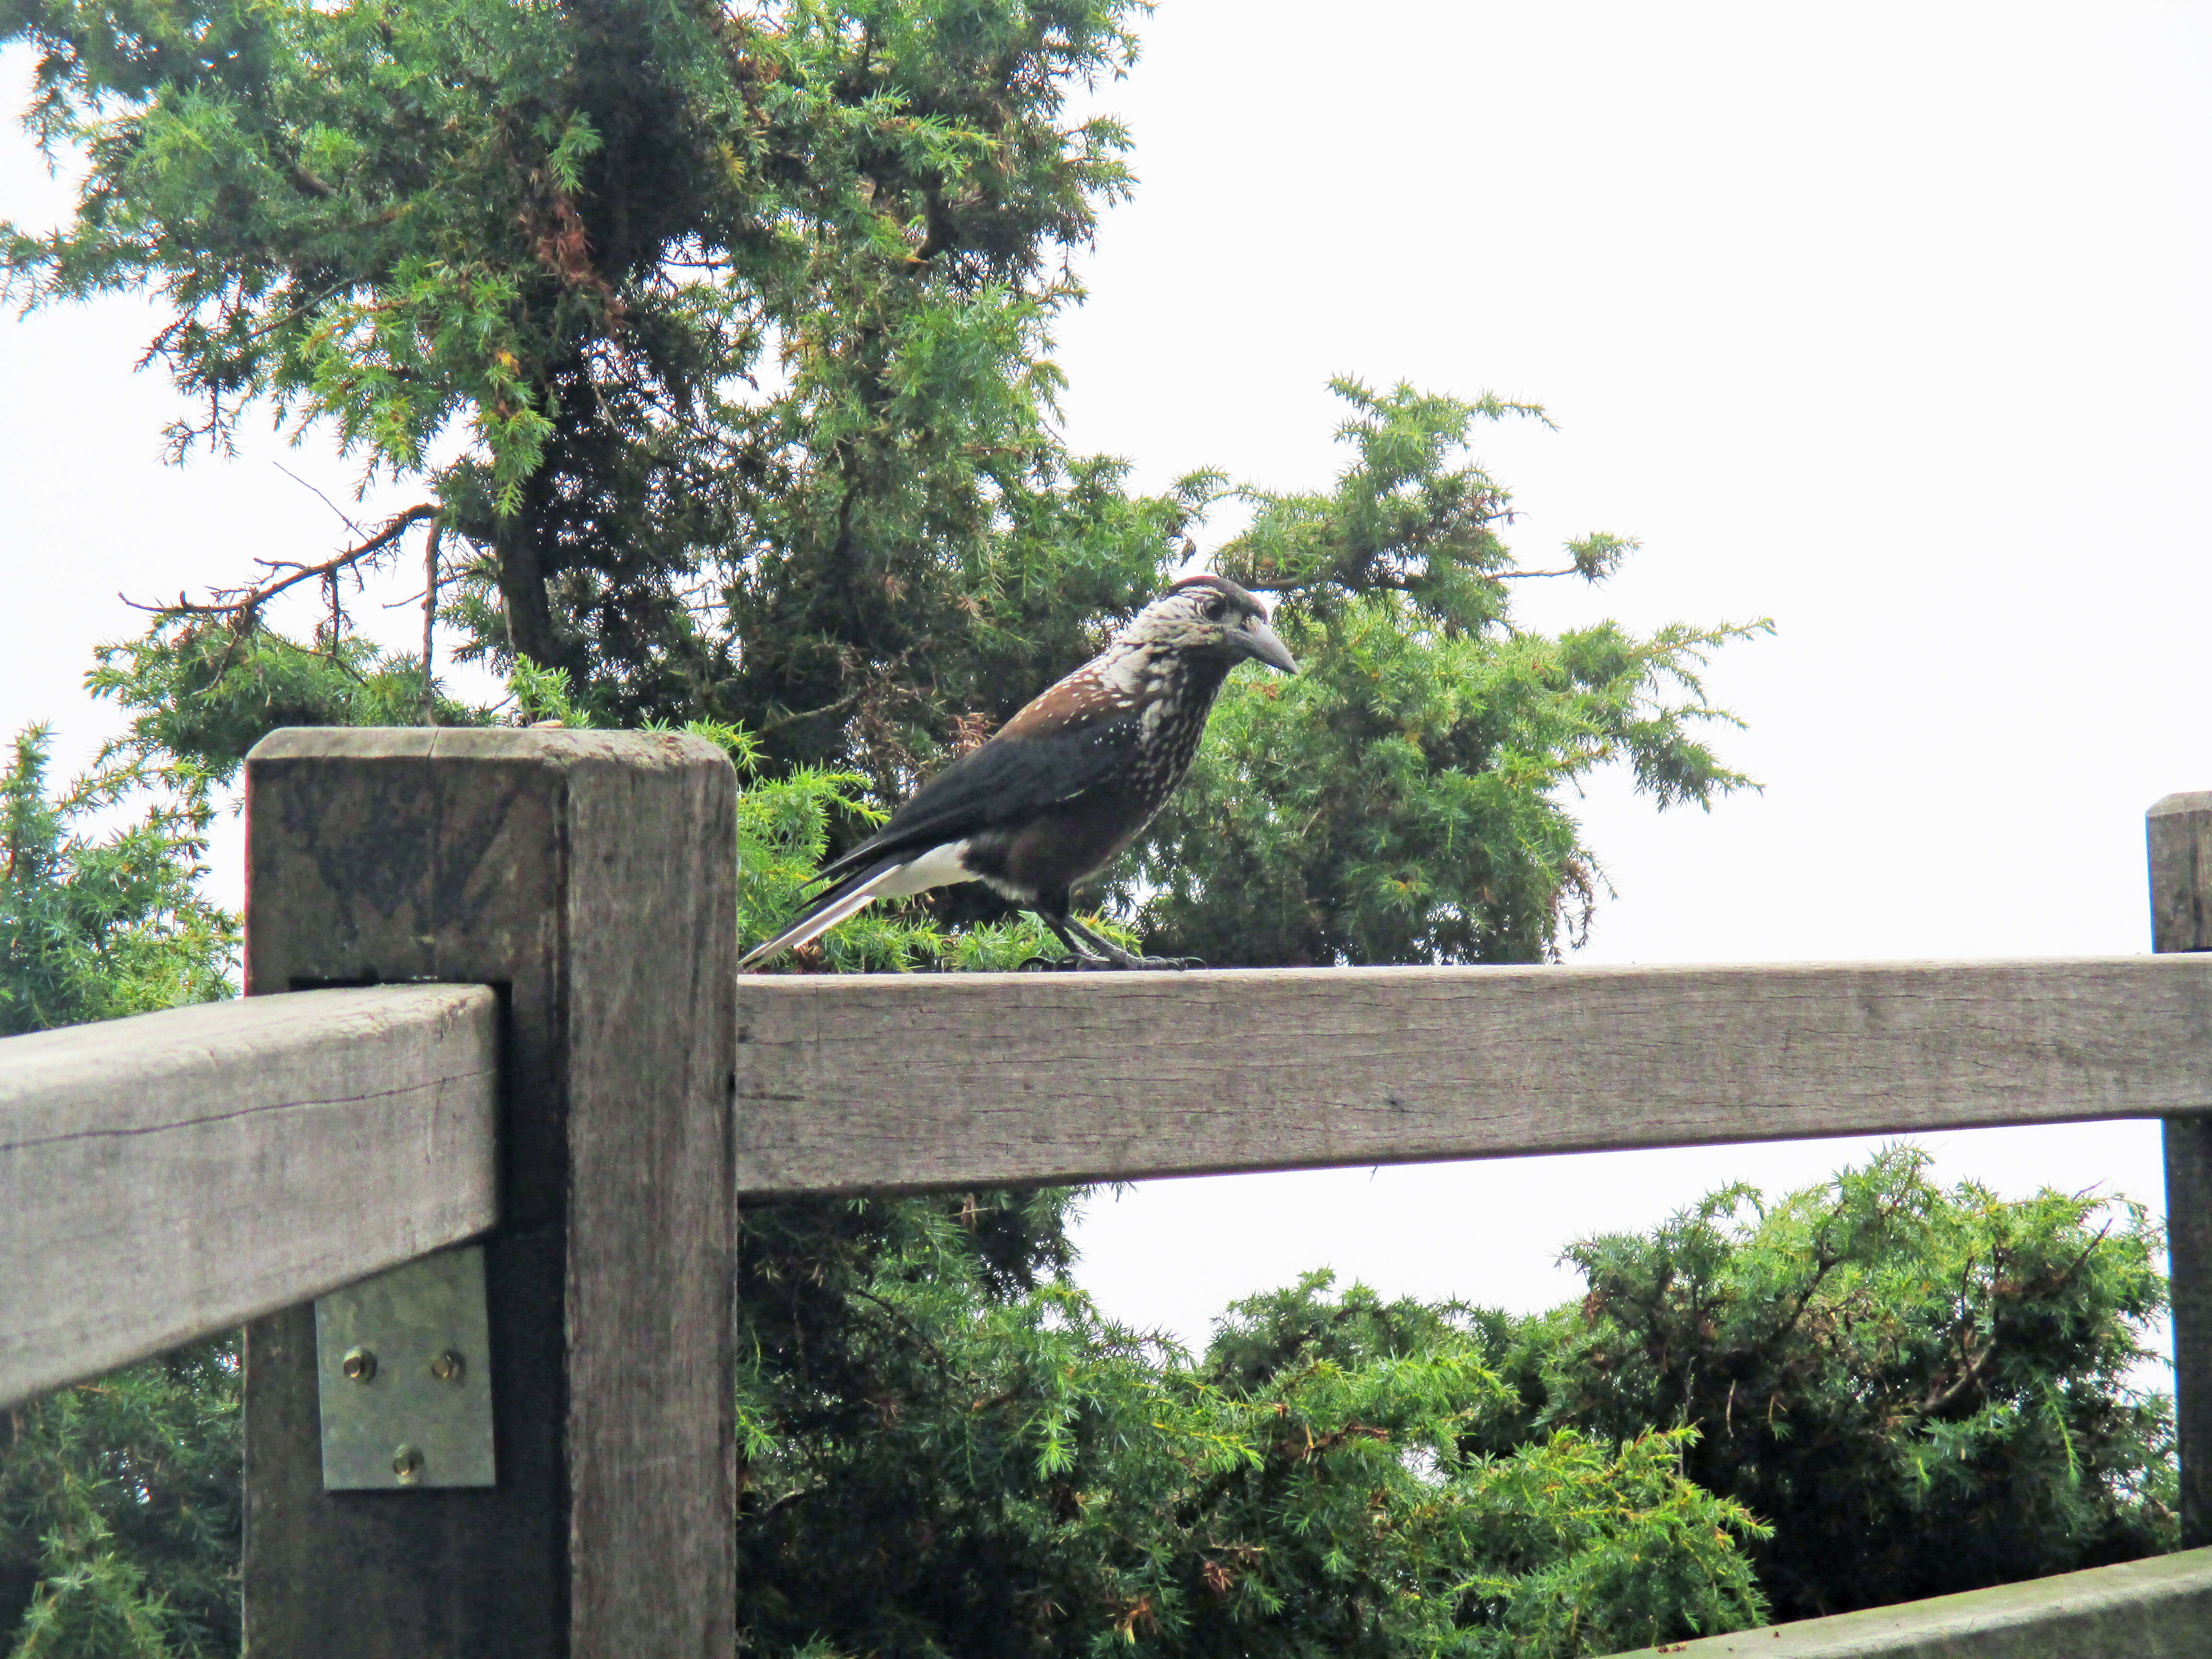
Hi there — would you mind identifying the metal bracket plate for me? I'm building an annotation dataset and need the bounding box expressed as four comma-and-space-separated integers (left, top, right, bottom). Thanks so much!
314, 1243, 497, 1490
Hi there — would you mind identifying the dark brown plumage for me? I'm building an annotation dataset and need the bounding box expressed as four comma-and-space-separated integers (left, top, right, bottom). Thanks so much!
739, 574, 1297, 970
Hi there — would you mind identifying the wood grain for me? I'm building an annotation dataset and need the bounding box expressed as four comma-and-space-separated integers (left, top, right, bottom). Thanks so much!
735, 956, 2212, 1196
1598, 1542, 2212, 1657
2150, 792, 2212, 953
240, 728, 736, 1659
2152, 792, 2212, 1549
0, 984, 496, 1411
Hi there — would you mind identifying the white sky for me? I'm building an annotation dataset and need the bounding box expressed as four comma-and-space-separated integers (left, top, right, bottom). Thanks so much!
4, 6, 2211, 1360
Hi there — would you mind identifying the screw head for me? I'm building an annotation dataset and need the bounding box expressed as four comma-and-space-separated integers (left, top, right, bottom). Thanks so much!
428, 1349, 466, 1384
392, 1443, 424, 1484
341, 1347, 378, 1384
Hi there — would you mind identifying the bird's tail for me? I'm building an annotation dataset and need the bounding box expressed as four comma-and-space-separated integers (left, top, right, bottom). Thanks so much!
738, 861, 907, 972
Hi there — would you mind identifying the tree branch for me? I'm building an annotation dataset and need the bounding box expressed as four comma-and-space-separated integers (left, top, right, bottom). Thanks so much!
1912, 1338, 1997, 1419
123, 505, 439, 624
421, 516, 446, 725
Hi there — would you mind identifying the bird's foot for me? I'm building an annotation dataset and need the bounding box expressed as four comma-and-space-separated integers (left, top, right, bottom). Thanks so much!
1048, 914, 1201, 971
1086, 946, 1204, 972
1018, 949, 1199, 971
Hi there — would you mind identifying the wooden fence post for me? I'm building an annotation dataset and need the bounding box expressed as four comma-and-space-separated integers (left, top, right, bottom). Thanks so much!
239, 729, 737, 1656
2152, 792, 2212, 1549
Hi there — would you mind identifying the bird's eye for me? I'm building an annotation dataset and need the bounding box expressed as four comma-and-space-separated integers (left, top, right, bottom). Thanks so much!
1203, 597, 1228, 622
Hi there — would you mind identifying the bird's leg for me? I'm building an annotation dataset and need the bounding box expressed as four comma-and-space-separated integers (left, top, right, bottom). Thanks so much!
1019, 913, 1116, 971
1060, 913, 1203, 972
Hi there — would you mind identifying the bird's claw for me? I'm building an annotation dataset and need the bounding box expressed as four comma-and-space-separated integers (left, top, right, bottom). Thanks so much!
1017, 951, 1199, 972
1018, 952, 1112, 971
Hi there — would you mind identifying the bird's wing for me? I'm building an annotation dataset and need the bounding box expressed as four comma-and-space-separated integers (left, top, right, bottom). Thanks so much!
811, 702, 1141, 887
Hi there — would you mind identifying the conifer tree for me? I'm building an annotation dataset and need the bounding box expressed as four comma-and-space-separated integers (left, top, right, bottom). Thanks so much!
1497, 1148, 2178, 1621
0, 728, 233, 1035
0, 729, 240, 1656
10, 3, 2066, 1657
6, 0, 1759, 968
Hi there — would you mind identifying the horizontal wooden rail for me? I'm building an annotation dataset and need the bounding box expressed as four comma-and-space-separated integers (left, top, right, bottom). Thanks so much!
1599, 1544, 2212, 1656
734, 955, 2212, 1196
0, 984, 499, 1409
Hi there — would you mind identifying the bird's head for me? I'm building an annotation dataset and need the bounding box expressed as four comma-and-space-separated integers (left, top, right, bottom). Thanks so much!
1121, 574, 1298, 674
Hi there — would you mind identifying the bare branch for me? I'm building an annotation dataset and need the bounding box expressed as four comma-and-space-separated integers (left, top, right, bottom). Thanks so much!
1912, 1337, 1997, 1419
272, 461, 365, 538
753, 685, 868, 739
421, 516, 445, 726
123, 504, 439, 624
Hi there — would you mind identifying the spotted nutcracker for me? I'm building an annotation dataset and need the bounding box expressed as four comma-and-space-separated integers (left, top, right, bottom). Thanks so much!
739, 573, 1298, 971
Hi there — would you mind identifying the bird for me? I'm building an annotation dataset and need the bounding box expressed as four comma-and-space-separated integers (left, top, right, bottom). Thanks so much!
739, 573, 1298, 971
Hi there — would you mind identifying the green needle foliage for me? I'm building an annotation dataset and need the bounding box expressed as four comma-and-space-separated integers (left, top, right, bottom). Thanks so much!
0, 1344, 240, 1659
6, 0, 1759, 968
0, 727, 240, 1658
1490, 1147, 2178, 1622
1139, 381, 1762, 966
0, 728, 234, 1036
735, 1207, 1769, 1659
4, 0, 1160, 745
1, 0, 2167, 1654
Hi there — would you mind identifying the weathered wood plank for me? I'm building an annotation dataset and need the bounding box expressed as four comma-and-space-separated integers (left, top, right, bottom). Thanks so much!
240, 728, 736, 1659
2150, 792, 2212, 953
734, 955, 2212, 1196
2153, 790, 2212, 1549
0, 984, 496, 1411
1597, 1544, 2212, 1657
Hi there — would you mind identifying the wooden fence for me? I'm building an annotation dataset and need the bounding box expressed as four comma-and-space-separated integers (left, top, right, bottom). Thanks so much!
3, 727, 2212, 1657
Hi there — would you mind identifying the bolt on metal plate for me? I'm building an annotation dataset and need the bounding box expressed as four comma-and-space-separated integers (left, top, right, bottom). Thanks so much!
314, 1243, 496, 1490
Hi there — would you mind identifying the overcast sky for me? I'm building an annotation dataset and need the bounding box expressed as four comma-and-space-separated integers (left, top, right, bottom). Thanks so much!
4, 6, 2210, 1359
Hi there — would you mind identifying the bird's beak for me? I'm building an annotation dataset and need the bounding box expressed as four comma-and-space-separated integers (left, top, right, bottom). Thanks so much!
1240, 615, 1298, 674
